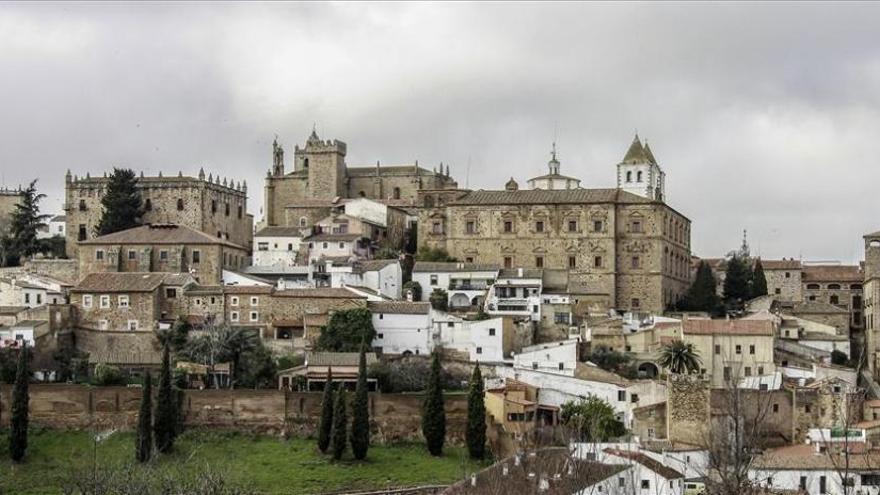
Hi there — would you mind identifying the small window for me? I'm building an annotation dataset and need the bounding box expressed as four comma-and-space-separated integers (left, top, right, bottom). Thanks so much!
165, 288, 177, 299
231, 296, 239, 306
192, 250, 201, 263
504, 257, 513, 269
465, 220, 475, 234
159, 250, 168, 261
127, 250, 136, 260
631, 256, 640, 269
432, 221, 442, 234
714, 344, 721, 355
225, 202, 230, 216
567, 220, 577, 232
430, 275, 438, 286
323, 242, 328, 249
118, 295, 129, 308
593, 256, 602, 268
99, 295, 110, 309
238, 205, 243, 219
735, 345, 742, 354
78, 199, 87, 211
83, 295, 93, 308
749, 344, 755, 355
465, 257, 474, 263
744, 367, 751, 377
558, 362, 564, 370
127, 320, 139, 331
211, 200, 217, 213
250, 311, 259, 322
230, 311, 240, 322
177, 198, 184, 210
535, 256, 544, 268
144, 198, 152, 211
488, 328, 496, 336
631, 220, 642, 233
618, 390, 625, 401
626, 171, 632, 183
593, 220, 602, 232
631, 298, 640, 309
636, 171, 643, 182
535, 220, 545, 233
773, 403, 779, 413
377, 333, 384, 339
568, 256, 576, 269
95, 250, 104, 261
250, 296, 259, 306
78, 224, 87, 241
641, 480, 649, 489
785, 272, 791, 278
503, 220, 513, 233
476, 347, 482, 354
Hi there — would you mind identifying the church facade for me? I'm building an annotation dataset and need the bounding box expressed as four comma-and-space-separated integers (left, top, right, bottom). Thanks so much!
418, 136, 692, 313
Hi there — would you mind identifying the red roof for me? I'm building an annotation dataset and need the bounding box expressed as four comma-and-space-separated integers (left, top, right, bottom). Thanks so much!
682, 319, 774, 336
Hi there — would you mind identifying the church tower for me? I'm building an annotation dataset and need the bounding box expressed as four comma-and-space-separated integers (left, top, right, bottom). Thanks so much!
293, 128, 348, 200
616, 134, 666, 201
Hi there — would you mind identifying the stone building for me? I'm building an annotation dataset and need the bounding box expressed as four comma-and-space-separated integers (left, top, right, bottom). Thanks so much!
77, 223, 249, 285
681, 318, 776, 388
262, 130, 458, 229
64, 169, 253, 258
419, 136, 691, 313
864, 230, 880, 376
802, 264, 864, 332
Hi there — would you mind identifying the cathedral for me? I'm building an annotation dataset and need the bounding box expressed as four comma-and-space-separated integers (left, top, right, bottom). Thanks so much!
418, 135, 691, 313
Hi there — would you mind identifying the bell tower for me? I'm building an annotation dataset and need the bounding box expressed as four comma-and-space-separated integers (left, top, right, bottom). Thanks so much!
616, 134, 666, 201
293, 127, 348, 200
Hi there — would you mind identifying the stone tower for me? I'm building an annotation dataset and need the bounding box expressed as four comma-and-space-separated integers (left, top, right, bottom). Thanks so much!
864, 230, 880, 375
616, 134, 666, 201
293, 128, 347, 200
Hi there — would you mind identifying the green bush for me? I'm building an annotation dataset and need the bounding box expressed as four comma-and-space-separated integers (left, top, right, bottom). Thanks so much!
93, 364, 126, 386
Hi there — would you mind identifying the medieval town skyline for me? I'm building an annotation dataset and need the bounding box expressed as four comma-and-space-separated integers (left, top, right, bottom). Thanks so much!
2, 2, 879, 262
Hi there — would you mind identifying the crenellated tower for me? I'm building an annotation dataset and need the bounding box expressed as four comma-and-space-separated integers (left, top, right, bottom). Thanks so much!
293, 128, 348, 200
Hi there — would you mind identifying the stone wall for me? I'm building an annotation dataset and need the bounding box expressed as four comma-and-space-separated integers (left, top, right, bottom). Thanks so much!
667, 375, 710, 446
0, 385, 468, 443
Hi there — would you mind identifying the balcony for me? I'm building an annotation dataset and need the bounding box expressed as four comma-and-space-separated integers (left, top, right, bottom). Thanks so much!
448, 282, 489, 291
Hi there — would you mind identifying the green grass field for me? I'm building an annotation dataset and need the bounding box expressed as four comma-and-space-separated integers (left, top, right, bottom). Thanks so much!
0, 428, 488, 494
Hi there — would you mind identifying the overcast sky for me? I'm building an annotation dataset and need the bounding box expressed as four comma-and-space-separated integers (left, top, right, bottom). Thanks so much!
1, 2, 878, 262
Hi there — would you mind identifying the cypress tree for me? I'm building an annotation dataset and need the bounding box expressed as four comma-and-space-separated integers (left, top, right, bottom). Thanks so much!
751, 258, 768, 298
9, 345, 29, 462
350, 346, 370, 460
154, 343, 176, 454
682, 261, 721, 313
317, 368, 335, 454
466, 363, 486, 460
135, 372, 153, 463
95, 168, 143, 236
330, 387, 348, 461
723, 254, 751, 305
421, 351, 446, 457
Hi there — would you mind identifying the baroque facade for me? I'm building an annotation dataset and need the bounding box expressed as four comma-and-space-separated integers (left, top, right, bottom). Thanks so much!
64, 169, 253, 258
419, 136, 691, 313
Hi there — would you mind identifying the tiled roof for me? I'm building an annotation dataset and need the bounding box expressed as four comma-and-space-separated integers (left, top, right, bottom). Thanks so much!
604, 449, 684, 480
307, 351, 378, 367
223, 285, 274, 295
353, 259, 399, 273
447, 188, 654, 206
80, 223, 246, 250
162, 273, 195, 286
802, 264, 863, 282
575, 362, 631, 387
412, 261, 500, 273
752, 444, 880, 470
72, 273, 168, 293
368, 301, 431, 315
274, 288, 364, 299
760, 259, 802, 270
790, 301, 849, 315
304, 233, 363, 242
184, 284, 223, 295
346, 164, 436, 177
682, 318, 774, 336
254, 226, 302, 237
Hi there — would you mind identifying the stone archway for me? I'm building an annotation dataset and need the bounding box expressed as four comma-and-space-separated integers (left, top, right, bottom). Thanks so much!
450, 292, 471, 309
637, 362, 659, 379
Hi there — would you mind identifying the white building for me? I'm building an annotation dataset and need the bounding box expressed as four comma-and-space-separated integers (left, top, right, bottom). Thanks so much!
36, 214, 66, 240
305, 233, 369, 265
513, 339, 579, 376
253, 226, 303, 267
0, 319, 48, 348
411, 261, 499, 309
0, 274, 67, 308
616, 134, 665, 201
330, 259, 402, 300
486, 268, 543, 321
222, 269, 274, 287
370, 301, 433, 356
433, 311, 512, 362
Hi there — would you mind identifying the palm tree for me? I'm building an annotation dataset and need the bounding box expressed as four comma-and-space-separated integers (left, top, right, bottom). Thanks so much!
181, 322, 259, 389
658, 340, 702, 375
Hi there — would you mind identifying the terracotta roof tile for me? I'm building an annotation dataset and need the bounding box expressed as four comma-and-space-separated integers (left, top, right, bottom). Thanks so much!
682, 319, 774, 336
72, 272, 168, 293
604, 449, 684, 480
802, 264, 863, 282
412, 262, 500, 273
80, 223, 246, 250
368, 301, 431, 315
448, 188, 655, 206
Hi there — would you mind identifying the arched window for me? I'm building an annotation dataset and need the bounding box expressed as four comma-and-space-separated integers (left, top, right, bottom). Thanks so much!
828, 284, 841, 290
303, 158, 309, 169
636, 171, 643, 182
299, 217, 307, 228
393, 187, 401, 200
851, 284, 863, 290
359, 191, 366, 197
626, 171, 632, 183
807, 284, 820, 290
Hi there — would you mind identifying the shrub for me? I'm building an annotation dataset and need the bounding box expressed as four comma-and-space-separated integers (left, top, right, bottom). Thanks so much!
93, 364, 126, 386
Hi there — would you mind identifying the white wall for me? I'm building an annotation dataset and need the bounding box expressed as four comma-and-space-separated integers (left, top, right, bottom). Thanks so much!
412, 268, 498, 303
343, 198, 387, 227
253, 235, 301, 267
371, 312, 432, 355
514, 340, 579, 376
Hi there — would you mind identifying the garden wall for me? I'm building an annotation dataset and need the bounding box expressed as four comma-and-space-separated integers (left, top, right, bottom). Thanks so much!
0, 385, 468, 443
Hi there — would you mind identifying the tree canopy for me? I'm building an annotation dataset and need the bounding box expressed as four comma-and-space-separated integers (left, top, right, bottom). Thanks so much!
658, 340, 702, 375
415, 247, 457, 262
1, 180, 49, 266
679, 260, 722, 314
95, 168, 143, 236
750, 258, 768, 298
560, 395, 626, 442
316, 308, 376, 352
723, 254, 752, 306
